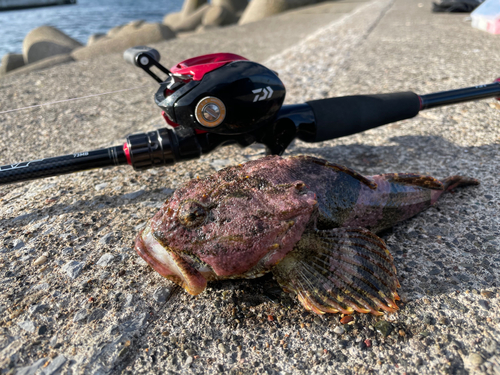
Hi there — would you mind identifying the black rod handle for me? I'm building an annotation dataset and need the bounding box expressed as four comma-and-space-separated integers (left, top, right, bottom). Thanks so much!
0, 147, 127, 186
306, 92, 421, 143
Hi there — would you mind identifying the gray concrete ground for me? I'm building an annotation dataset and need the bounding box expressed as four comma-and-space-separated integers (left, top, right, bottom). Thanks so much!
0, 0, 499, 374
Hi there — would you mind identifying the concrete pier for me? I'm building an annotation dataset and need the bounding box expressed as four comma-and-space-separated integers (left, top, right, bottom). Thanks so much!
0, 0, 499, 373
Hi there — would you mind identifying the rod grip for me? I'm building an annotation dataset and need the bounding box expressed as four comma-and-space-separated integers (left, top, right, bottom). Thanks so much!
306, 92, 421, 142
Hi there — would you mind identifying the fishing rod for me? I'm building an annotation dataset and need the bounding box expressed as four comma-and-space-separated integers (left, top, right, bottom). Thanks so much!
0, 46, 499, 185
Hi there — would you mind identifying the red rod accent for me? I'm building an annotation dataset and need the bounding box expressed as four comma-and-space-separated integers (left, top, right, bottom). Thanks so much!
123, 142, 132, 165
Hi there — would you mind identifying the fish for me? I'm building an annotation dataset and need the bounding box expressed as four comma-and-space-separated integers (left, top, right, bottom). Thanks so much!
135, 155, 479, 315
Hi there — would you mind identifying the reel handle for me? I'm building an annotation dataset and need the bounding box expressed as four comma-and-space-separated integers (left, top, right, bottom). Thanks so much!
123, 46, 161, 67
123, 46, 172, 84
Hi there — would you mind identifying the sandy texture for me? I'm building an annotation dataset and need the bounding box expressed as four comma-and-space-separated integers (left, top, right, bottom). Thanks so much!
0, 0, 499, 374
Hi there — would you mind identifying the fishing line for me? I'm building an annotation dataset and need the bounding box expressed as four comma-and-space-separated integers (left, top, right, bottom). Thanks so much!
0, 84, 154, 115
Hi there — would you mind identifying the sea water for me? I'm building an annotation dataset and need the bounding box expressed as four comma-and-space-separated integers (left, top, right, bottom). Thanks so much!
0, 0, 183, 59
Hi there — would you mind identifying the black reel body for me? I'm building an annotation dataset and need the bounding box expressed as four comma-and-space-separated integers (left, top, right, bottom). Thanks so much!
157, 60, 286, 135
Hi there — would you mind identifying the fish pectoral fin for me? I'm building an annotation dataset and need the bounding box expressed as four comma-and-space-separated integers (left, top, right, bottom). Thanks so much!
383, 173, 445, 190
272, 227, 400, 316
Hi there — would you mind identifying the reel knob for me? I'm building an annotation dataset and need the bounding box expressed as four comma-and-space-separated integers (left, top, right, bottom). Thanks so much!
123, 46, 161, 67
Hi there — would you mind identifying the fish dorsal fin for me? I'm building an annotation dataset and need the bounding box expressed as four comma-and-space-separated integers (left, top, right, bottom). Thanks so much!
382, 173, 444, 190
272, 227, 400, 315
306, 157, 377, 190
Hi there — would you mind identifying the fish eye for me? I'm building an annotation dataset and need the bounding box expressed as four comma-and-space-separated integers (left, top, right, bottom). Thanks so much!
178, 201, 207, 228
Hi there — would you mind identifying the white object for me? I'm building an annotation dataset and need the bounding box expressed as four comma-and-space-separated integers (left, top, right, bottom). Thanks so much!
471, 0, 500, 34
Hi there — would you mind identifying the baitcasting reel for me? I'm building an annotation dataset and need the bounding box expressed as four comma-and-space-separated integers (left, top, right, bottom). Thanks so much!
124, 47, 286, 135
0, 46, 499, 185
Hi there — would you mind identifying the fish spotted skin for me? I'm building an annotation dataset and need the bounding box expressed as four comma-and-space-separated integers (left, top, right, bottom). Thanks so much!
135, 155, 479, 314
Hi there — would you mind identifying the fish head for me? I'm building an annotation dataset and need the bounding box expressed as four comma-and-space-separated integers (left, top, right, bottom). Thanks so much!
135, 160, 317, 295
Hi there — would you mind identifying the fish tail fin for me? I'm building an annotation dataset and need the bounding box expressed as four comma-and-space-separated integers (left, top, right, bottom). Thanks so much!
431, 176, 479, 204
443, 176, 480, 192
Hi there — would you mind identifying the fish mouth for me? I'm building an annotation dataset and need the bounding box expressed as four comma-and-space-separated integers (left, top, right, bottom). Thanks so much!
134, 223, 207, 295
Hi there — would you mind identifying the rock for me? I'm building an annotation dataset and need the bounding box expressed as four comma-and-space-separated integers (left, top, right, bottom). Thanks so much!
202, 5, 237, 27
16, 358, 48, 375
71, 23, 175, 61
153, 286, 171, 303
438, 317, 448, 325
116, 19, 146, 35
485, 340, 497, 354
161, 188, 175, 195
121, 189, 145, 200
37, 325, 48, 335
218, 343, 228, 353
108, 19, 147, 38
87, 33, 107, 46
210, 159, 232, 170
128, 19, 146, 28
73, 308, 89, 323
62, 247, 73, 255
20, 254, 33, 263
61, 260, 84, 279
195, 24, 213, 33
28, 304, 49, 315
163, 11, 183, 30
87, 308, 106, 323
23, 25, 82, 64
12, 239, 25, 250
469, 352, 484, 366
121, 312, 148, 332
49, 334, 58, 347
181, 0, 208, 17
478, 299, 490, 310
32, 283, 49, 291
212, 0, 248, 13
123, 294, 134, 308
107, 25, 124, 37
423, 315, 435, 325
94, 182, 108, 191
100, 232, 114, 245
185, 355, 194, 367
0, 53, 25, 75
4, 54, 74, 77
33, 255, 48, 266
18, 320, 36, 333
239, 0, 317, 24
40, 354, 66, 375
0, 340, 22, 369
174, 4, 210, 32
97, 253, 115, 267
334, 326, 345, 335
374, 320, 393, 337
481, 290, 494, 298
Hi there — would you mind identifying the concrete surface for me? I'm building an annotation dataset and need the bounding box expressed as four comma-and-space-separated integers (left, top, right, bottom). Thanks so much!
0, 0, 499, 374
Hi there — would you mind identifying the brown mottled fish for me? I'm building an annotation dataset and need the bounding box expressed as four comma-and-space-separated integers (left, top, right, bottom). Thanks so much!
135, 155, 478, 315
